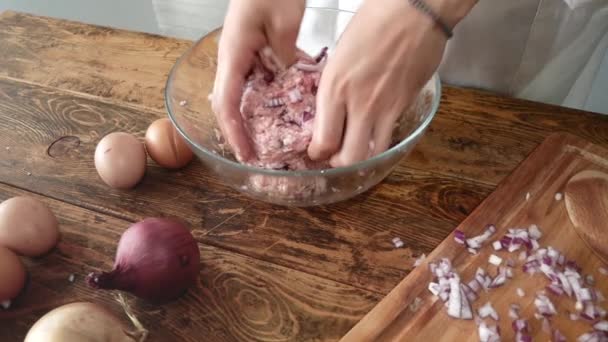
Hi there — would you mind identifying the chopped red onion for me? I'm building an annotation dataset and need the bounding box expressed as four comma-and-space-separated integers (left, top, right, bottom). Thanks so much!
570, 312, 580, 320
489, 254, 503, 266
517, 288, 525, 297
478, 302, 499, 321
535, 294, 557, 316
594, 321, 608, 332
500, 236, 513, 249
600, 267, 608, 276
582, 302, 598, 321
523, 260, 540, 274
580, 288, 593, 302
413, 254, 426, 268
586, 275, 595, 286
492, 240, 502, 251
468, 248, 480, 255
287, 88, 303, 103
454, 230, 466, 245
552, 329, 566, 342
462, 284, 478, 302
512, 319, 529, 333
509, 304, 520, 319
428, 282, 440, 296
555, 192, 563, 201
558, 273, 573, 297
528, 224, 542, 240
478, 321, 501, 342
506, 267, 514, 279
447, 275, 463, 318
577, 331, 607, 342
516, 332, 532, 342
542, 317, 551, 333
490, 268, 507, 288
466, 225, 496, 249
468, 278, 482, 293
547, 283, 565, 296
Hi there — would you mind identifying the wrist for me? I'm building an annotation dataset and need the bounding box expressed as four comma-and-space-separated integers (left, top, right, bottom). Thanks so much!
424, 0, 477, 28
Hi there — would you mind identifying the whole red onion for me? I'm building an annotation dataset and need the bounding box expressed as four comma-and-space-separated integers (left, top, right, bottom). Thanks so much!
86, 218, 200, 303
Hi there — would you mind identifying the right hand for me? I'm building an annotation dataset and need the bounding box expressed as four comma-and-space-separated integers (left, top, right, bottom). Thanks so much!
211, 0, 306, 161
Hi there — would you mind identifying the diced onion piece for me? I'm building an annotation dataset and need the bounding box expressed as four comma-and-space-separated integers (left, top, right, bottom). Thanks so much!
468, 248, 479, 255
534, 294, 557, 316
447, 275, 463, 318
413, 254, 426, 267
454, 230, 466, 245
478, 302, 499, 321
489, 254, 503, 266
552, 329, 566, 342
428, 282, 440, 296
492, 240, 502, 251
599, 267, 608, 276
581, 302, 598, 321
555, 192, 563, 201
517, 288, 525, 297
593, 320, 608, 332
468, 278, 482, 293
528, 224, 542, 240
541, 317, 551, 333
466, 225, 496, 249
478, 322, 501, 342
570, 312, 580, 320
512, 319, 529, 333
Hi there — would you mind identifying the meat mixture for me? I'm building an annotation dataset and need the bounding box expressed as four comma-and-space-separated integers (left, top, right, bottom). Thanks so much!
239, 47, 329, 171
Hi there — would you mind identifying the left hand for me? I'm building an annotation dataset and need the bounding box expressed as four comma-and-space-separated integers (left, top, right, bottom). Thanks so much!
308, 0, 454, 167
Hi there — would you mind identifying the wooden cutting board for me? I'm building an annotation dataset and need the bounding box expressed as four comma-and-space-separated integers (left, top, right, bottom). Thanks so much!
341, 133, 608, 341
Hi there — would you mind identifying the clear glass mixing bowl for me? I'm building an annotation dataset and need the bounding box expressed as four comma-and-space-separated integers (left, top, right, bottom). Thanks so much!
165, 7, 441, 207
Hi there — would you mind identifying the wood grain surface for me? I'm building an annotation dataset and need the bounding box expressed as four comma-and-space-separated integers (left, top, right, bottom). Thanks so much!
1, 10, 608, 341
0, 183, 381, 341
342, 133, 608, 341
0, 76, 489, 295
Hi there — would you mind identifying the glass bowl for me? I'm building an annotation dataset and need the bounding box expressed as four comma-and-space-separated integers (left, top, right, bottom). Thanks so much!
165, 7, 441, 207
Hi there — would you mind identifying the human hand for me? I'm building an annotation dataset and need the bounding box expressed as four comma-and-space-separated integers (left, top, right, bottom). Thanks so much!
308, 0, 474, 167
211, 0, 305, 161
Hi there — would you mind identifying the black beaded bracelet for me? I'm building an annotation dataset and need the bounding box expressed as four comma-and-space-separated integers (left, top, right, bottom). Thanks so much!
407, 0, 453, 39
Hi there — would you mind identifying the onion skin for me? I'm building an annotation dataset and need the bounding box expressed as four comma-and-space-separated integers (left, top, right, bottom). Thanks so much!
87, 218, 200, 303
24, 302, 135, 342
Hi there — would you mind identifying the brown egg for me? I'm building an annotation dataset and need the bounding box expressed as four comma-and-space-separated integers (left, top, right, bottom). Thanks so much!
145, 118, 193, 169
0, 196, 60, 257
0, 246, 26, 302
95, 132, 147, 189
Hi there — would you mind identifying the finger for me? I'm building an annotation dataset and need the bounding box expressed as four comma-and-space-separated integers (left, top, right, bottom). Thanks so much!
213, 52, 255, 161
329, 115, 373, 168
265, 20, 301, 67
371, 115, 398, 157
308, 85, 347, 161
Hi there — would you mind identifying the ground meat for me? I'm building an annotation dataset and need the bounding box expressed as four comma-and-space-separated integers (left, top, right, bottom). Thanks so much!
239, 47, 329, 171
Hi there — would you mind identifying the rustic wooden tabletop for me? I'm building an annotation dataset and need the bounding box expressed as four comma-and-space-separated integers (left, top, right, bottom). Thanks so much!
0, 11, 607, 342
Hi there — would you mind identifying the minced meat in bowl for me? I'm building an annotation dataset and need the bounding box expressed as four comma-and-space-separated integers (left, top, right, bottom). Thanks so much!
165, 7, 441, 207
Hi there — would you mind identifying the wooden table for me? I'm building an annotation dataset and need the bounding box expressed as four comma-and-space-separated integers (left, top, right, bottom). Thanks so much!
0, 11, 606, 342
